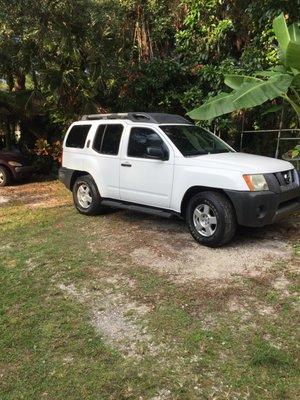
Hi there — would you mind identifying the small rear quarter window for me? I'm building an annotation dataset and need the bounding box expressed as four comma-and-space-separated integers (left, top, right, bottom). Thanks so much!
66, 125, 91, 148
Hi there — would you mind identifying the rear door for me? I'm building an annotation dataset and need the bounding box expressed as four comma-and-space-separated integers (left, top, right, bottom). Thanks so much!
85, 123, 124, 199
119, 126, 174, 208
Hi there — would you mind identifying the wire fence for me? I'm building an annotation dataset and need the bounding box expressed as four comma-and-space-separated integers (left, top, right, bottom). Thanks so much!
239, 128, 300, 168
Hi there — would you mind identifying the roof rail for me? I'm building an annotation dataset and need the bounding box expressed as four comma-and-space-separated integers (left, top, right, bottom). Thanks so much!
81, 112, 192, 125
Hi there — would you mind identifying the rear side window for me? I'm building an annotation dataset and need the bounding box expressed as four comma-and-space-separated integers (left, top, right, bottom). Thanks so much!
93, 124, 123, 155
66, 125, 91, 148
93, 125, 106, 152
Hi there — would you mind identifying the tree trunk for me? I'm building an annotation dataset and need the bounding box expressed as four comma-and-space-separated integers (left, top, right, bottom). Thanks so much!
14, 72, 26, 91
134, 2, 153, 62
4, 117, 12, 151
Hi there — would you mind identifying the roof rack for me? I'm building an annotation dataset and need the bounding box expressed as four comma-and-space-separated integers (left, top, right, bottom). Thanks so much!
81, 112, 192, 125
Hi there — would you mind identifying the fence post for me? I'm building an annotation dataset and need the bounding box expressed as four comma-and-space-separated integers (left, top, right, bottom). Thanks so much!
240, 112, 245, 151
275, 106, 284, 159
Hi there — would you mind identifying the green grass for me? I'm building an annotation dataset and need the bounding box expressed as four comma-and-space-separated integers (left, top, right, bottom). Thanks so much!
0, 184, 299, 399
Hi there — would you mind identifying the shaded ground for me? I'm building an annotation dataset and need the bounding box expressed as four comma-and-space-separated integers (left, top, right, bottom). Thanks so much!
0, 180, 299, 399
0, 179, 69, 208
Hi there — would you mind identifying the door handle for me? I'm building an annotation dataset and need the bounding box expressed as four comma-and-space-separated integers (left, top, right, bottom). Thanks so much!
121, 162, 132, 167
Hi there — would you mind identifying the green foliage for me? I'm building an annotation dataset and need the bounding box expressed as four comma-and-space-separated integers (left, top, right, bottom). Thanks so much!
188, 14, 300, 122
0, 1, 299, 152
292, 144, 300, 158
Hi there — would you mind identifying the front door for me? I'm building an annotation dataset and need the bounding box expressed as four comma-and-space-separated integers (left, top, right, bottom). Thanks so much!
119, 126, 174, 209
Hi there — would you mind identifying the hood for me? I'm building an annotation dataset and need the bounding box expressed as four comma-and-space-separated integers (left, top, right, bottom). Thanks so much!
178, 152, 294, 174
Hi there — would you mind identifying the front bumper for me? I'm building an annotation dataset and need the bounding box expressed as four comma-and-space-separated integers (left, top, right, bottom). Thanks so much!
225, 186, 300, 227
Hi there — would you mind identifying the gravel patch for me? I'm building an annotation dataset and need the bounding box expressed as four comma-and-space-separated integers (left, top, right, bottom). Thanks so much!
81, 210, 297, 283
227, 297, 276, 319
0, 195, 9, 204
129, 228, 292, 282
58, 282, 162, 358
150, 389, 171, 400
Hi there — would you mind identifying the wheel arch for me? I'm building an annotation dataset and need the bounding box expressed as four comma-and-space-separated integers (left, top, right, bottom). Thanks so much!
0, 164, 13, 178
180, 186, 236, 218
70, 170, 90, 191
0, 163, 12, 172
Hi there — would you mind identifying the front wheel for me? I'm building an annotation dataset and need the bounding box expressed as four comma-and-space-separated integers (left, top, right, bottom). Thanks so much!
186, 191, 236, 247
73, 175, 105, 215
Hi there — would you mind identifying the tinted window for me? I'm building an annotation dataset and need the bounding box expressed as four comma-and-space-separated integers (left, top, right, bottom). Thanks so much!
92, 124, 123, 155
128, 127, 168, 159
93, 125, 106, 152
101, 125, 123, 155
66, 125, 91, 148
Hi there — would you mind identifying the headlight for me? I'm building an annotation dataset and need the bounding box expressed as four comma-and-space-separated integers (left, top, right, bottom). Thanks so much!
8, 161, 22, 167
243, 174, 269, 191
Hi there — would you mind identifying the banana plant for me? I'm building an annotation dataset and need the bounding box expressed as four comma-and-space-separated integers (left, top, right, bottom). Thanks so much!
187, 13, 300, 121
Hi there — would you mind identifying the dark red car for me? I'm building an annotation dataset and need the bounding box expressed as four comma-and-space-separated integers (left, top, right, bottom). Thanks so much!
0, 150, 35, 187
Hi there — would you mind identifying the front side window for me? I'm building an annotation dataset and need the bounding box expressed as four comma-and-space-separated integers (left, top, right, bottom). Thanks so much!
128, 127, 168, 159
160, 125, 233, 157
93, 124, 123, 155
66, 125, 91, 148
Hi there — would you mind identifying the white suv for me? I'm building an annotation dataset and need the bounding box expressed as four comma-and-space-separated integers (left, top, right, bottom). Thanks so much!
59, 113, 300, 247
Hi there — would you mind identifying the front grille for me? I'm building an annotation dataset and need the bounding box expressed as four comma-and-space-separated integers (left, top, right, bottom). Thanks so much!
273, 169, 295, 187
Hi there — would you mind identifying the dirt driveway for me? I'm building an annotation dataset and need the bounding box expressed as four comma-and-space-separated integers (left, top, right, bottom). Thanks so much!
2, 180, 299, 284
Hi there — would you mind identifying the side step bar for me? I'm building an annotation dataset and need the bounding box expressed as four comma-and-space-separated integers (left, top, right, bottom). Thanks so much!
101, 199, 175, 218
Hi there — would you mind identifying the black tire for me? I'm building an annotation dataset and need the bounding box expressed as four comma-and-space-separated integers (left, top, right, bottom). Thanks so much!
72, 175, 105, 215
0, 166, 11, 187
186, 191, 236, 247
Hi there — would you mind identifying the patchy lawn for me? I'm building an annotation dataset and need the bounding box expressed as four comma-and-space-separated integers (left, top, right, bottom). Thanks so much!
0, 180, 299, 399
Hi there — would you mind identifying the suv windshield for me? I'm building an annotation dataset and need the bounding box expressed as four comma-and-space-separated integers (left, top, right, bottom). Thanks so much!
160, 125, 233, 157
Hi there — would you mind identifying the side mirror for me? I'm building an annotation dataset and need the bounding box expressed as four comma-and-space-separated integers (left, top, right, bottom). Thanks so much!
146, 146, 167, 160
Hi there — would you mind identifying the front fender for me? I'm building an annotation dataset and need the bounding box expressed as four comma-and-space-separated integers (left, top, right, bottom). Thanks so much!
170, 165, 248, 212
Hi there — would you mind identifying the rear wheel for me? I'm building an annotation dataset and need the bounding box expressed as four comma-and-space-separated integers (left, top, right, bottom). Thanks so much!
73, 175, 105, 215
0, 166, 11, 187
186, 191, 236, 247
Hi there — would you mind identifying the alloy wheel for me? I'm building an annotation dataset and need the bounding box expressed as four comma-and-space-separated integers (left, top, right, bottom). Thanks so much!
77, 184, 93, 209
193, 203, 217, 237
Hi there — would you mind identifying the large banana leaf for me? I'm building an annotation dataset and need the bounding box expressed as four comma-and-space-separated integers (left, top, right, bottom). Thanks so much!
224, 74, 262, 90
232, 74, 293, 109
273, 14, 300, 72
187, 92, 236, 120
289, 22, 300, 42
292, 73, 300, 89
286, 41, 300, 71
188, 74, 293, 120
273, 13, 290, 51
